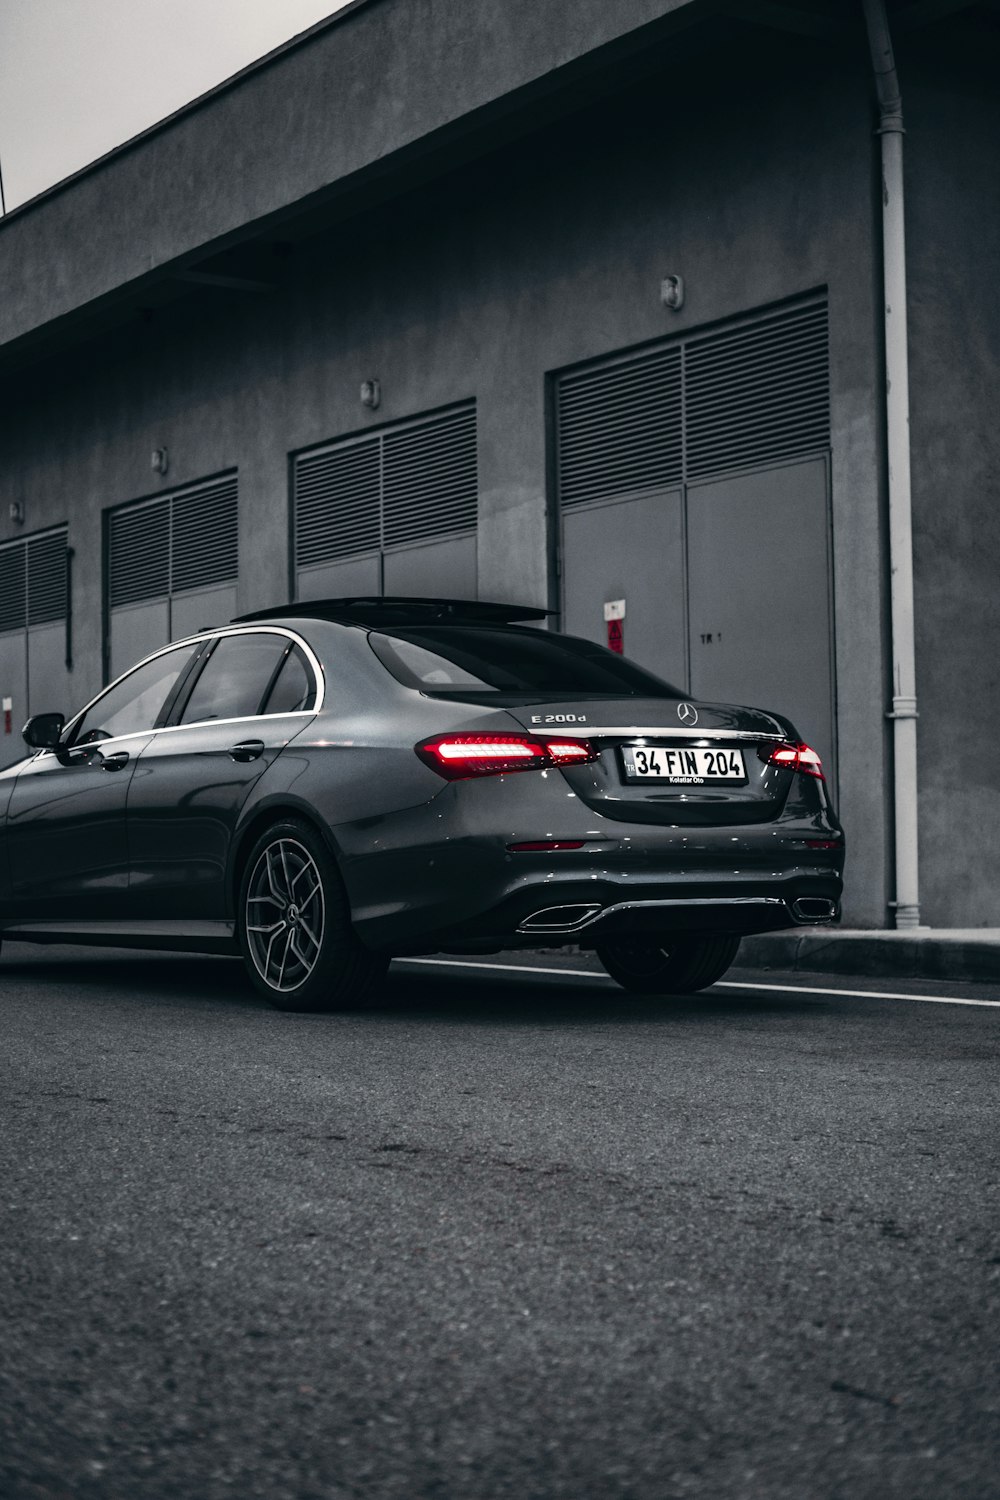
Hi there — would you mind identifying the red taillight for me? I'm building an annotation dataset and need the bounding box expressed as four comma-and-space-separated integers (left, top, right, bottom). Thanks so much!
545, 740, 594, 764
416, 733, 597, 780
758, 741, 825, 779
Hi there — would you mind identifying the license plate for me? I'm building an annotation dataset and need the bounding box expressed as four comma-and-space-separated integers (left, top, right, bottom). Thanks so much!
621, 745, 747, 784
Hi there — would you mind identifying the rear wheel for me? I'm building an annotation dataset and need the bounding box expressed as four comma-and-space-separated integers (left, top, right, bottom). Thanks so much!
237, 818, 386, 1011
596, 934, 741, 994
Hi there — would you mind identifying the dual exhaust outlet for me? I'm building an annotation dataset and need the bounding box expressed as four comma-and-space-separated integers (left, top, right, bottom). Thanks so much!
518, 895, 839, 935
519, 903, 603, 934
789, 897, 838, 923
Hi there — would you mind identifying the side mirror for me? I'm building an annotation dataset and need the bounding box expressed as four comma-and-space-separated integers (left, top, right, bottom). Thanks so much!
23, 713, 65, 749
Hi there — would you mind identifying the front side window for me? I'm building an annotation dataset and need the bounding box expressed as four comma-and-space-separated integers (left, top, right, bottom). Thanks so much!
180, 633, 290, 725
71, 645, 198, 744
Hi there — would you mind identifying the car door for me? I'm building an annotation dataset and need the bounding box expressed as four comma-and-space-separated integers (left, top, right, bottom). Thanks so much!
125, 629, 319, 920
4, 642, 201, 919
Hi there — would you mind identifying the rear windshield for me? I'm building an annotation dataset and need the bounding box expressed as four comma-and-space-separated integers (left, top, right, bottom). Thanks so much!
368, 626, 681, 699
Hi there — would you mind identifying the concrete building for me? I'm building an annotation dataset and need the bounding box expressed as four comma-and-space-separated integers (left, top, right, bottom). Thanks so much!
1, 0, 998, 929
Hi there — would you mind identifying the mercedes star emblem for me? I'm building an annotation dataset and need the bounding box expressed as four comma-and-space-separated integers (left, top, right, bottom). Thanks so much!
677, 701, 699, 726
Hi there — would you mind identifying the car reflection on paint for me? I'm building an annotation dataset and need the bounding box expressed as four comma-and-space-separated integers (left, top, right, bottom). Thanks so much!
0, 597, 844, 1010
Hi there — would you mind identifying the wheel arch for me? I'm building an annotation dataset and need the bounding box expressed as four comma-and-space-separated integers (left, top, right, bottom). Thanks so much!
227, 796, 346, 918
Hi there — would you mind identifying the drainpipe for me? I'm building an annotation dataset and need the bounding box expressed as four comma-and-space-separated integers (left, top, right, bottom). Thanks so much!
862, 0, 923, 930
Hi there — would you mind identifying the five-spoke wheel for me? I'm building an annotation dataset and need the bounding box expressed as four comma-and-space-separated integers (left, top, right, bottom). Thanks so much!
245, 837, 326, 994
237, 818, 386, 1011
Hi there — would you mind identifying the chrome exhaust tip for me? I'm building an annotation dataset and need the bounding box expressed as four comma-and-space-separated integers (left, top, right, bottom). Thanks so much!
517, 903, 603, 934
790, 896, 838, 923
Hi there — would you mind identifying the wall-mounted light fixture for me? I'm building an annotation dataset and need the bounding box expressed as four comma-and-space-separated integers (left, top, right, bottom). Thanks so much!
9, 500, 25, 524
660, 275, 685, 311
151, 447, 169, 476
360, 379, 381, 410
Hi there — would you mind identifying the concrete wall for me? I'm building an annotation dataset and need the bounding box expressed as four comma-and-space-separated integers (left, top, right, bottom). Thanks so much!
0, 35, 895, 925
0, 0, 702, 356
904, 40, 1000, 927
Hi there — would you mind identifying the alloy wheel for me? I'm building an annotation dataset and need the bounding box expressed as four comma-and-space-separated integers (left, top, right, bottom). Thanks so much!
245, 837, 326, 992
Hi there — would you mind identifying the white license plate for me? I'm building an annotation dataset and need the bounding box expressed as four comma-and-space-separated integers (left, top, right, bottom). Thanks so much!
621, 745, 747, 784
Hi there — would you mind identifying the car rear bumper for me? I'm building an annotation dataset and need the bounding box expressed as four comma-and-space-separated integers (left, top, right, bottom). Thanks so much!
344, 854, 843, 954
330, 769, 845, 955
415, 876, 841, 952
517, 892, 840, 938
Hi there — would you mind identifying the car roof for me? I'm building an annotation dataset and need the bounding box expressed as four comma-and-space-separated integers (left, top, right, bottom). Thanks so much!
231, 597, 551, 628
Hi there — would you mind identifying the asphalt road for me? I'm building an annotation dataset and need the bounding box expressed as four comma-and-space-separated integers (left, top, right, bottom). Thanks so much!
2, 943, 999, 1500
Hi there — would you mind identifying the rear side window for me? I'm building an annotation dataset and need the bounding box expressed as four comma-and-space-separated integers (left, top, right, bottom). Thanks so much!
261, 644, 316, 715
368, 627, 681, 698
180, 633, 289, 724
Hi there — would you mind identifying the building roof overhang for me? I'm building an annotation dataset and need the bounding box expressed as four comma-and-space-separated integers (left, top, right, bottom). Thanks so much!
0, 0, 992, 376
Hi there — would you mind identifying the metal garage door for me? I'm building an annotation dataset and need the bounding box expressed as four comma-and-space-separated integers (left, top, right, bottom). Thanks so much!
107, 474, 238, 679
293, 403, 478, 602
0, 528, 71, 769
556, 295, 835, 777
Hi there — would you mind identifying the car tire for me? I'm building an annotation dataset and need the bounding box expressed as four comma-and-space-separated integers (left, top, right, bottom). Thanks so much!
237, 817, 387, 1012
595, 934, 741, 994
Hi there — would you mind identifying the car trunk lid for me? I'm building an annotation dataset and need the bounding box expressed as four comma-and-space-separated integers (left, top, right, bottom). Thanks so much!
505, 697, 797, 825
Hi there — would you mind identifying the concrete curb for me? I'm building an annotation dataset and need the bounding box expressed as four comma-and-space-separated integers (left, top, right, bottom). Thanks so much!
736, 930, 1000, 984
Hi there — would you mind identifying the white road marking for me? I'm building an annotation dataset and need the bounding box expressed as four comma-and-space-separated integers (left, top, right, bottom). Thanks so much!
399, 957, 1000, 1008
722, 980, 1000, 1009
404, 957, 610, 981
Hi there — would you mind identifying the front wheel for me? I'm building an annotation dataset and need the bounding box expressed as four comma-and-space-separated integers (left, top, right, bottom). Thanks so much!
238, 818, 387, 1011
596, 934, 741, 994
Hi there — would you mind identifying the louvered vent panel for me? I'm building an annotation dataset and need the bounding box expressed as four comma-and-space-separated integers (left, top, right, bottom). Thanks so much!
558, 348, 682, 507
27, 530, 68, 625
0, 542, 27, 634
685, 302, 829, 479
382, 407, 477, 547
109, 499, 170, 607
295, 439, 381, 566
171, 477, 238, 593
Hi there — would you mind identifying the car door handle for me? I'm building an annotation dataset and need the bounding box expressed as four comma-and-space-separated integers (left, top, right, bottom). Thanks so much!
229, 740, 265, 763
101, 751, 130, 772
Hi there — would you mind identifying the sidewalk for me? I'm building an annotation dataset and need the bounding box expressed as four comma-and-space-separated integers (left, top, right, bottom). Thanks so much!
737, 928, 1000, 984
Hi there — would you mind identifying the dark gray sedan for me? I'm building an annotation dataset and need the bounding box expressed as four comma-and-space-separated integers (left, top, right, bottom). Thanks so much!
0, 598, 844, 1009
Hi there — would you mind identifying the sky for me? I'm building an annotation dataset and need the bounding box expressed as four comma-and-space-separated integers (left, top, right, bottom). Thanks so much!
0, 0, 355, 211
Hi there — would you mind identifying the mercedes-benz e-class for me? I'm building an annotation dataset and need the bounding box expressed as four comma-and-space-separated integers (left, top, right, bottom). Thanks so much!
0, 598, 844, 1009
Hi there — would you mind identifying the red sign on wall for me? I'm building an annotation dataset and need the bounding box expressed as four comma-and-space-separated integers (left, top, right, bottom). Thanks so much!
603, 599, 625, 655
